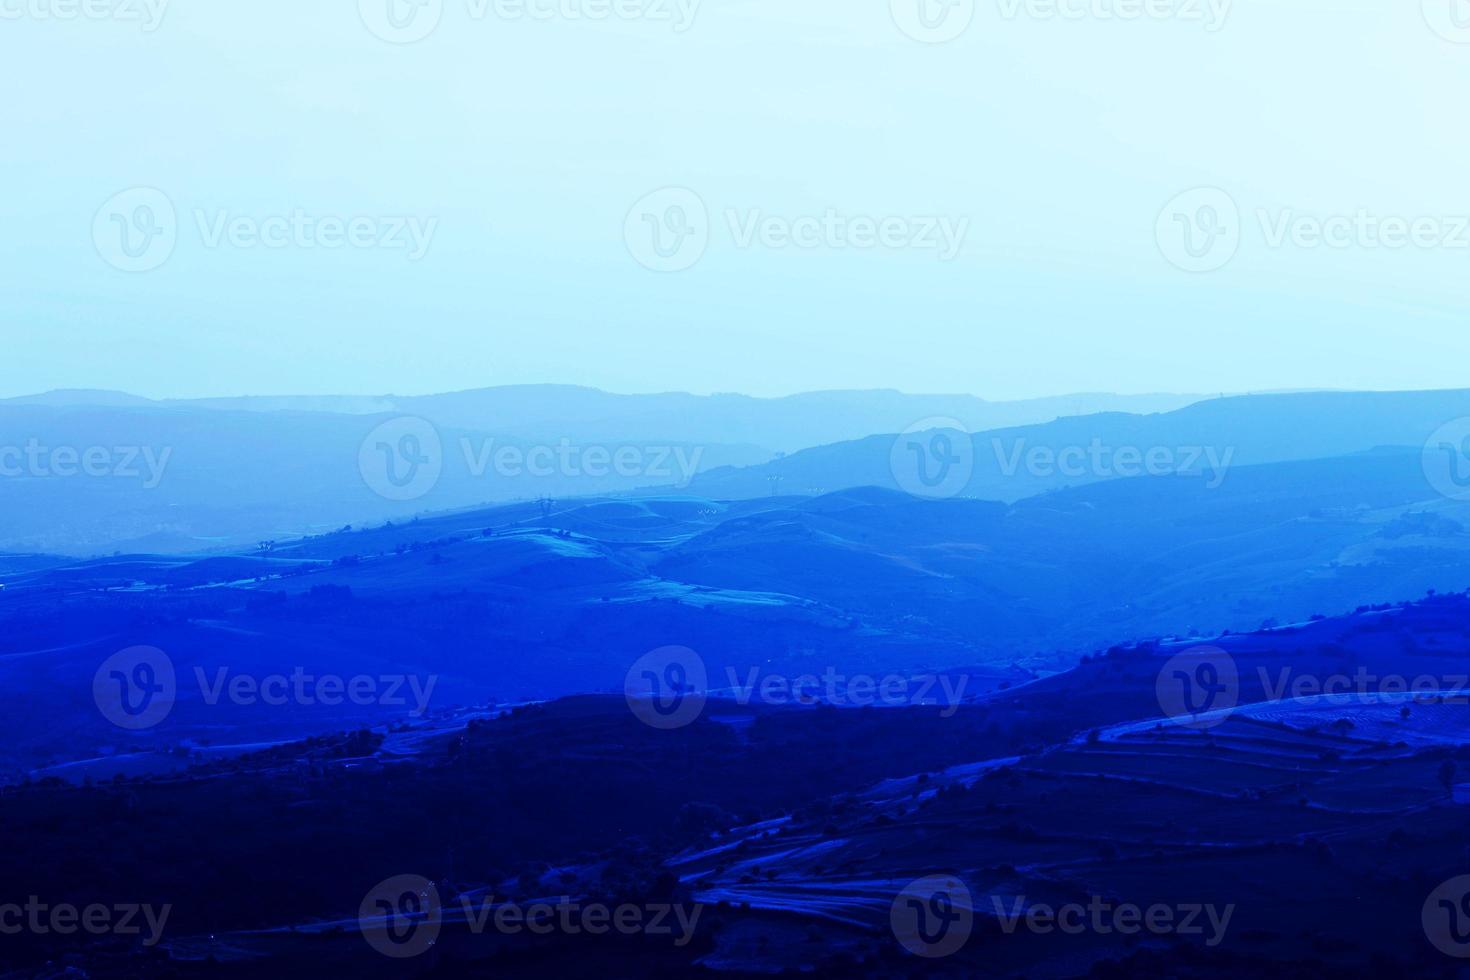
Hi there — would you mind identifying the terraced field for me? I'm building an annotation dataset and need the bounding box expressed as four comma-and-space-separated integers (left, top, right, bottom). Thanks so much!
1102, 692, 1470, 754
672, 692, 1470, 974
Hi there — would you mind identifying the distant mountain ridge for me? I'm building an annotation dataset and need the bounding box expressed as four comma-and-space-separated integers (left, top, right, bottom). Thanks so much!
0, 385, 1208, 455
3, 385, 1467, 554
0, 385, 1207, 553
683, 387, 1470, 501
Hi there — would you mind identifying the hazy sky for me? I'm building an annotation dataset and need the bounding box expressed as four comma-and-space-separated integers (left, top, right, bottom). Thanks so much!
3, 0, 1469, 400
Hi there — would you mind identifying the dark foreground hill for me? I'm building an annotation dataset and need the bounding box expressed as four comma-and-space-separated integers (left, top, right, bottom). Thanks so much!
3, 596, 1470, 975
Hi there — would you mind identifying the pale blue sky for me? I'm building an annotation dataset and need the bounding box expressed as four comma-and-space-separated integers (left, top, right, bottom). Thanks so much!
2, 0, 1469, 400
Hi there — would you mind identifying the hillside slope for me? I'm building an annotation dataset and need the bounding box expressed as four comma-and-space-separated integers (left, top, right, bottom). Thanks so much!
5, 447, 1470, 776
683, 388, 1470, 501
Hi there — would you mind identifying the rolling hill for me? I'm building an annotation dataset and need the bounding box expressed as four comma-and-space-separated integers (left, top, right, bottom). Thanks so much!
4, 596, 1469, 974
0, 386, 1205, 554
683, 388, 1470, 501
5, 445, 1470, 777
